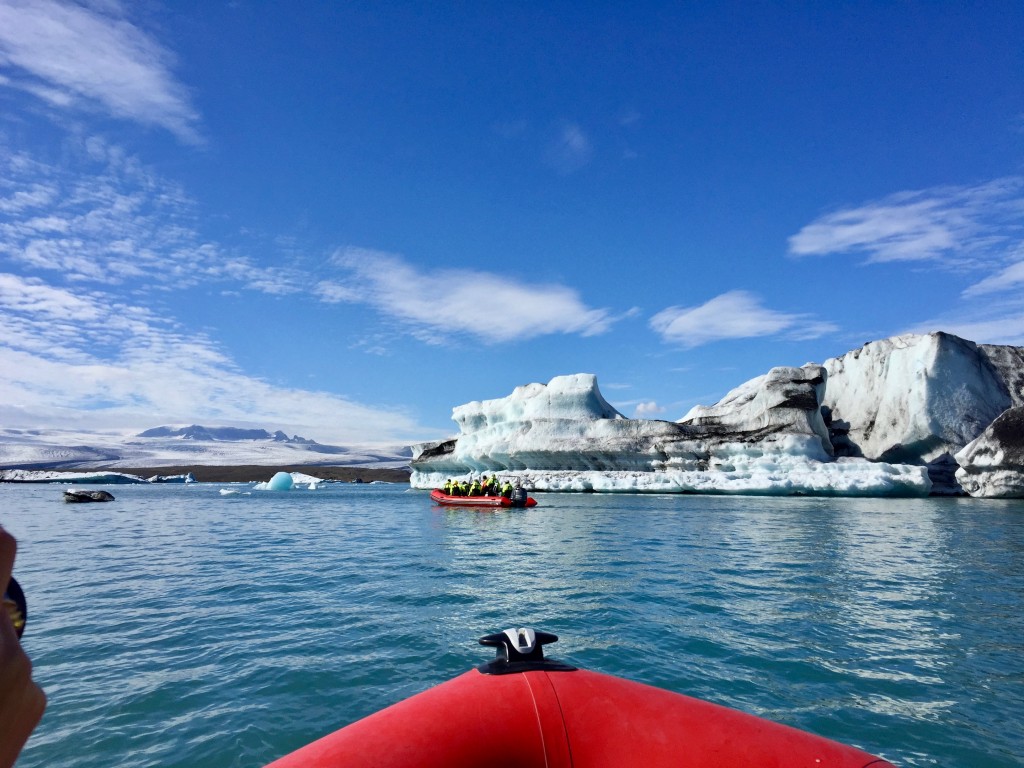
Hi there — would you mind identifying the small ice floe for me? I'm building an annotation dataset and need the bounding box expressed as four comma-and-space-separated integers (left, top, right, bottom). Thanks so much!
253, 471, 294, 491
252, 471, 326, 490
219, 488, 244, 496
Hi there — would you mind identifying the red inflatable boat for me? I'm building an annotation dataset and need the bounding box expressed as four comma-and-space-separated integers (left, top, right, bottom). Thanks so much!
429, 489, 538, 508
267, 628, 893, 768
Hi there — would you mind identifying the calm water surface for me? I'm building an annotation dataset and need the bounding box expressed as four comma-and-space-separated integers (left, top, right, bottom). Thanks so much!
3, 483, 1022, 767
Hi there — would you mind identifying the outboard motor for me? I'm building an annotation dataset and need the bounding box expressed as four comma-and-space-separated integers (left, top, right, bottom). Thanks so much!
510, 487, 528, 506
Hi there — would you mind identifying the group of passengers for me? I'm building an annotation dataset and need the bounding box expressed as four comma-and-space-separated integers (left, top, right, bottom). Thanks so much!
443, 475, 515, 498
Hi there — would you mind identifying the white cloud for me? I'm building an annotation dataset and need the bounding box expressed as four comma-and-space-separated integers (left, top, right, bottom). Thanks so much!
0, 181, 59, 214
0, 272, 432, 444
0, 0, 200, 143
323, 247, 614, 343
788, 178, 1024, 265
634, 400, 664, 418
650, 290, 836, 348
0, 272, 102, 321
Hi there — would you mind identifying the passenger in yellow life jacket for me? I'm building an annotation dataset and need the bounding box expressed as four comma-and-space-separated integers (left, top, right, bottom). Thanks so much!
469, 479, 482, 496
443, 479, 453, 494
500, 481, 513, 499
483, 475, 497, 495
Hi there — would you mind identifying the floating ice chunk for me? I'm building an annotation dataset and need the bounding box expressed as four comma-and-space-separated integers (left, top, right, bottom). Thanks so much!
252, 471, 325, 490
290, 472, 326, 489
266, 471, 294, 491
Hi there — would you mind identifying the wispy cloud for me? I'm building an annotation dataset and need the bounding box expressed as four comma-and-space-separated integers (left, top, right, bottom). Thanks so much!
788, 178, 1024, 265
546, 122, 592, 174
0, 272, 430, 443
962, 254, 1024, 298
790, 178, 1024, 338
905, 261, 1024, 345
650, 290, 836, 348
904, 303, 1024, 348
0, 138, 434, 443
0, 0, 201, 143
317, 247, 614, 343
0, 137, 299, 292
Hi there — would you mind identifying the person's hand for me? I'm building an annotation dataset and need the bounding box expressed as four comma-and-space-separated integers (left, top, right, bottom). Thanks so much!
0, 527, 46, 768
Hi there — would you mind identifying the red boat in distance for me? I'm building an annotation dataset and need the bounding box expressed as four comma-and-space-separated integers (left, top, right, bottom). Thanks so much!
430, 489, 538, 508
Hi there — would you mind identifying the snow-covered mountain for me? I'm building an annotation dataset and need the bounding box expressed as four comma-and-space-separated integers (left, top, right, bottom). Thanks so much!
136, 425, 319, 443
411, 333, 1024, 498
0, 424, 411, 469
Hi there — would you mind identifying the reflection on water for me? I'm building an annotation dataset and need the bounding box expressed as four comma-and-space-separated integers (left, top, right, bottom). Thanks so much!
2, 484, 1022, 768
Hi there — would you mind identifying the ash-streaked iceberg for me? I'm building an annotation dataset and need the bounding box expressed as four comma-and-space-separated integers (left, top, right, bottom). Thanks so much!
411, 372, 931, 497
411, 333, 1024, 498
954, 407, 1024, 498
821, 333, 1024, 495
821, 333, 1024, 463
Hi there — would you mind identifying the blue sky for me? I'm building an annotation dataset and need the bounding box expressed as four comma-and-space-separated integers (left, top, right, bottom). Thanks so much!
1, 0, 1022, 448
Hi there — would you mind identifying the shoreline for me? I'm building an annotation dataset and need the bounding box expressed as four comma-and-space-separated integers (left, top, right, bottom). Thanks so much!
98, 465, 411, 483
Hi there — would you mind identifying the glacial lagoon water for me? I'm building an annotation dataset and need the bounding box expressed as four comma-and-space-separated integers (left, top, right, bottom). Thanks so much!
3, 482, 1022, 767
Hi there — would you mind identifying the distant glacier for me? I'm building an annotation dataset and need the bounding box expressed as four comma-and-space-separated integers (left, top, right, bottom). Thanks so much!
0, 424, 411, 470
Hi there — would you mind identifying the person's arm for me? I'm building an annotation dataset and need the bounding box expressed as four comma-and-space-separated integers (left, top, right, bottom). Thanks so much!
0, 527, 46, 768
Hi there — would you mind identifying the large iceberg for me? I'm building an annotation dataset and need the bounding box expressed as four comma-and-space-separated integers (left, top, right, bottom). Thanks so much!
821, 333, 1023, 463
821, 333, 1024, 495
410, 333, 1024, 498
411, 373, 929, 496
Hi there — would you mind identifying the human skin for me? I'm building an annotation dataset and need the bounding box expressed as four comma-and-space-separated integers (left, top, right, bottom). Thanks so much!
0, 527, 46, 768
